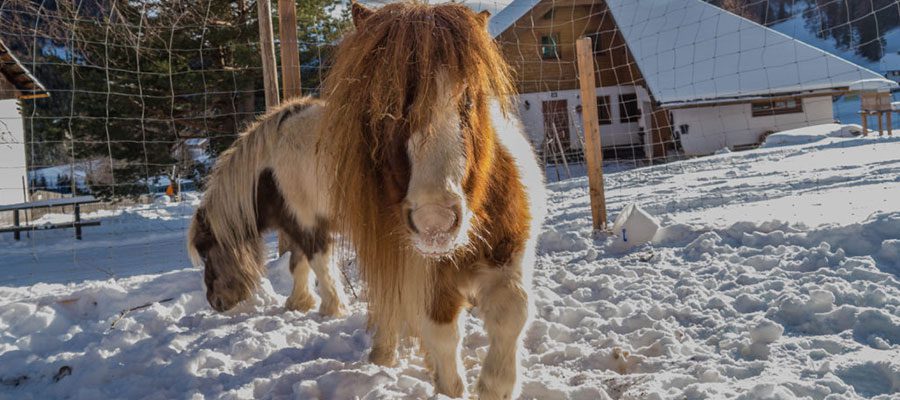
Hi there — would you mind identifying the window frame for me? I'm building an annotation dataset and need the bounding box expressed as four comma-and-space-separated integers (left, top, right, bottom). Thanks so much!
540, 33, 561, 60
751, 97, 804, 117
618, 93, 641, 123
596, 95, 612, 125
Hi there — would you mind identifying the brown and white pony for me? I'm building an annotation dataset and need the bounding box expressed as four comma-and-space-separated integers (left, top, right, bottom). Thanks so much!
188, 2, 545, 399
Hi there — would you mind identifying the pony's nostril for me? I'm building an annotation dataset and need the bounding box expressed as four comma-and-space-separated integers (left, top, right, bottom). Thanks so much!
449, 204, 462, 231
407, 208, 420, 234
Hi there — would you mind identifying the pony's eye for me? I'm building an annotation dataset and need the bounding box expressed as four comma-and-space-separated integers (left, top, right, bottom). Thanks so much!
459, 93, 474, 129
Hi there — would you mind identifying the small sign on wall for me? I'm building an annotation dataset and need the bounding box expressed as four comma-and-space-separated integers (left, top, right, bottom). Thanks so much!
550, 92, 558, 98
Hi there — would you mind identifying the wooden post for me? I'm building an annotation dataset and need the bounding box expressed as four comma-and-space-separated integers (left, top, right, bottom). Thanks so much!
74, 203, 82, 240
257, 0, 280, 109
861, 112, 868, 136
277, 0, 302, 99
878, 111, 884, 136
888, 111, 893, 136
575, 37, 608, 231
13, 210, 20, 241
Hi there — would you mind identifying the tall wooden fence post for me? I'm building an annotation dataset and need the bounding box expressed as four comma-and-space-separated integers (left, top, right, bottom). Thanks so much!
575, 37, 608, 231
278, 0, 302, 99
274, 0, 302, 256
257, 0, 280, 109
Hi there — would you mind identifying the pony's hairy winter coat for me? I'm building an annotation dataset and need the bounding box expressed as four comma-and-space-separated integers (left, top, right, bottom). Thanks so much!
322, 1, 521, 336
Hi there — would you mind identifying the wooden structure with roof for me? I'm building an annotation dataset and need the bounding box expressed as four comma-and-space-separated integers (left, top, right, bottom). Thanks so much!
0, 40, 48, 101
0, 39, 48, 205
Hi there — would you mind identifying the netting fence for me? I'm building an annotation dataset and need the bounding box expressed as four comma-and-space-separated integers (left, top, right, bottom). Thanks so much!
1, 0, 897, 285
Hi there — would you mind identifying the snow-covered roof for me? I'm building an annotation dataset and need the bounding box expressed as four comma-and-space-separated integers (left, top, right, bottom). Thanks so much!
848, 79, 896, 92
489, 0, 893, 106
604, 0, 891, 106
0, 39, 48, 99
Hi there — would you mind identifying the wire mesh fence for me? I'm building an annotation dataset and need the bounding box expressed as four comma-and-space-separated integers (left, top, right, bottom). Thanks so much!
1, 0, 898, 285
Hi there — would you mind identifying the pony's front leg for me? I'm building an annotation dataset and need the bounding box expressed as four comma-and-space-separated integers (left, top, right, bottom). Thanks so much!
422, 301, 465, 398
284, 248, 316, 312
369, 327, 398, 367
307, 242, 347, 317
475, 266, 529, 400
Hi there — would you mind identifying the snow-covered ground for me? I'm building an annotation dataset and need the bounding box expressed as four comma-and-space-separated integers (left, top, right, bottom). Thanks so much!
2, 133, 899, 399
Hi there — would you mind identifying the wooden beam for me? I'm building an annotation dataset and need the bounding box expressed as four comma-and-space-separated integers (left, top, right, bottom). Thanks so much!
888, 111, 893, 137
664, 90, 848, 110
861, 111, 868, 136
575, 37, 608, 231
277, 0, 302, 100
18, 93, 50, 100
257, 0, 280, 109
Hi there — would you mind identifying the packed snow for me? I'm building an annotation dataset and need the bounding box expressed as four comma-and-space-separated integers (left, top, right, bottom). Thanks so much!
759, 123, 863, 149
2, 133, 900, 399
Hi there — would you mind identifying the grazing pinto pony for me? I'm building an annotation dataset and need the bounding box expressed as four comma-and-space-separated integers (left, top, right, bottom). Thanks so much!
188, 2, 545, 399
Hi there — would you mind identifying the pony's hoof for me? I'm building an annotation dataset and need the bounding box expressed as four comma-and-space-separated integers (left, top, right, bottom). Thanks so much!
369, 346, 398, 367
318, 300, 347, 318
434, 375, 465, 398
475, 379, 512, 400
285, 293, 316, 312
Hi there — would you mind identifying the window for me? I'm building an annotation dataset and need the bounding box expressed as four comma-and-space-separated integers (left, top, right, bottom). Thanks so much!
619, 93, 641, 123
751, 98, 803, 117
541, 34, 560, 60
586, 32, 605, 55
596, 96, 612, 125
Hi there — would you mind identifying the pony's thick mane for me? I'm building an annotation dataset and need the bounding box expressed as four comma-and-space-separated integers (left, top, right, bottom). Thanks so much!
188, 98, 321, 290
321, 2, 516, 333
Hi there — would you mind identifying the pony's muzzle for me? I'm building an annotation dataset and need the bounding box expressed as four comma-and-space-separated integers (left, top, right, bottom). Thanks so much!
407, 203, 461, 256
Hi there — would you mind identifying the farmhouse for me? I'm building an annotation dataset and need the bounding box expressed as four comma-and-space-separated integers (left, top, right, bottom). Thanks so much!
490, 0, 890, 158
0, 40, 48, 205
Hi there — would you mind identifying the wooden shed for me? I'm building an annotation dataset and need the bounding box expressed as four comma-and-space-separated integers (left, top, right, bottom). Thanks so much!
0, 40, 49, 205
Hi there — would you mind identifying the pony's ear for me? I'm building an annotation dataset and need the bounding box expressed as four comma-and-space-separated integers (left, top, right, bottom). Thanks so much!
351, 1, 374, 29
477, 10, 491, 28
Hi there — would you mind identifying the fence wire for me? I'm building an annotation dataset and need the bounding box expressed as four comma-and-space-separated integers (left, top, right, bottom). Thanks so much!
0, 0, 897, 285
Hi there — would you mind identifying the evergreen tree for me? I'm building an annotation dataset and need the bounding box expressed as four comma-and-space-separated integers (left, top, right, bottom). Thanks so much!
2, 0, 347, 197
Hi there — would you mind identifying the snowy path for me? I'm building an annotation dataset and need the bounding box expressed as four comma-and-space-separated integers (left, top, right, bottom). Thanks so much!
1, 135, 899, 399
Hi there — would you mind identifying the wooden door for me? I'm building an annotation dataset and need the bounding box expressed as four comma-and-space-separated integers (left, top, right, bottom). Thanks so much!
542, 99, 571, 151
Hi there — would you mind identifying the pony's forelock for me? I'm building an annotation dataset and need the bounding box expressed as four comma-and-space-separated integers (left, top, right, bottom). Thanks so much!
324, 2, 513, 155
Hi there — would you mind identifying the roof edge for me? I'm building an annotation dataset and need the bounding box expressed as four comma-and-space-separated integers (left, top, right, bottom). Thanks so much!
0, 39, 49, 99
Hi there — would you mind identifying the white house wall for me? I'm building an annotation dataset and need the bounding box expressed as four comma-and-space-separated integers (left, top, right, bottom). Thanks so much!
0, 98, 27, 205
672, 96, 835, 156
514, 86, 644, 150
